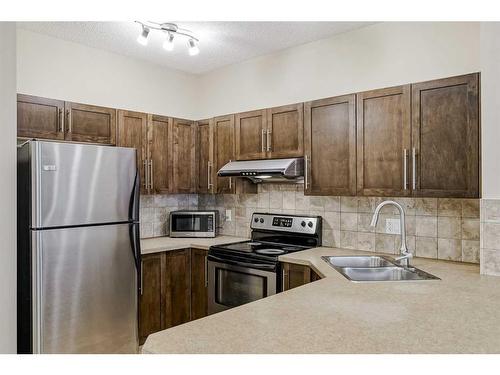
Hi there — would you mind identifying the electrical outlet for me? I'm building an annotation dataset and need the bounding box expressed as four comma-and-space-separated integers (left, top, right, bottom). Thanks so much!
225, 209, 232, 222
385, 218, 401, 234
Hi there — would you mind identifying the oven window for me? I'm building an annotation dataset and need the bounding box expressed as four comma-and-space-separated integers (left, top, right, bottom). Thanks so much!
215, 268, 268, 308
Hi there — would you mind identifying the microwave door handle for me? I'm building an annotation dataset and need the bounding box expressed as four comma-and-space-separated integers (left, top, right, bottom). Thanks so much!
208, 255, 275, 271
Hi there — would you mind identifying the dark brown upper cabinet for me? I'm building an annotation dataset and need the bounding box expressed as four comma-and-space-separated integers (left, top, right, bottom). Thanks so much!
266, 103, 304, 159
117, 110, 149, 194
148, 114, 170, 194
17, 94, 116, 145
170, 118, 196, 194
235, 109, 267, 160
356, 85, 412, 197
17, 94, 65, 140
411, 73, 480, 198
195, 119, 213, 194
304, 94, 356, 196
212, 115, 236, 194
65, 102, 116, 145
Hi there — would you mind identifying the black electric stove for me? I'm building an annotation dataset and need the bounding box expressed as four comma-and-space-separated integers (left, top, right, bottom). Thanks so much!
209, 212, 322, 264
207, 213, 322, 314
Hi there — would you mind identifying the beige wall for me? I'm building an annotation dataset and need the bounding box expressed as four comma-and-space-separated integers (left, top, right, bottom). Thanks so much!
480, 23, 500, 199
16, 28, 200, 120
0, 23, 17, 353
196, 22, 480, 119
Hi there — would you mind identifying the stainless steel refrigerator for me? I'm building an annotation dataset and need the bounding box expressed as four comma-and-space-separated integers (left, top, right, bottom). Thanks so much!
17, 140, 141, 354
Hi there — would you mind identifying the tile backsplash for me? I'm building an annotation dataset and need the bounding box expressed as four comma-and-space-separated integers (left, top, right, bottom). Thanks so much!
140, 184, 480, 264
140, 194, 198, 238
480, 199, 500, 275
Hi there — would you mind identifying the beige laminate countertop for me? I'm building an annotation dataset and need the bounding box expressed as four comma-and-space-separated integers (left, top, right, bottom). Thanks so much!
142, 246, 500, 354
140, 235, 249, 255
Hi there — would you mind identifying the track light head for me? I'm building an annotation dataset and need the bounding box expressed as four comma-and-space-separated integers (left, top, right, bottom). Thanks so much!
188, 39, 199, 56
137, 25, 150, 46
163, 33, 175, 51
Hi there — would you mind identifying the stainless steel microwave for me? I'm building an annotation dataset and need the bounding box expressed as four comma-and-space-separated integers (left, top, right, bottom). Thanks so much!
169, 210, 218, 238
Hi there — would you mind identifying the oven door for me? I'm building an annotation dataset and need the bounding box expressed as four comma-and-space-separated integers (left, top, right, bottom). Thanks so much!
207, 257, 277, 314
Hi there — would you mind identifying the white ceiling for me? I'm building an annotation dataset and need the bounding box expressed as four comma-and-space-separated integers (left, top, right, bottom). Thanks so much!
17, 21, 374, 75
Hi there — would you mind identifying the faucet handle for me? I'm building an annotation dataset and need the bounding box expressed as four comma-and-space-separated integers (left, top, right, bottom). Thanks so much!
394, 251, 413, 267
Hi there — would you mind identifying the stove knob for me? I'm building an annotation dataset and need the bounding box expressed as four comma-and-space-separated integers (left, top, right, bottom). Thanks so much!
254, 217, 259, 223
301, 221, 306, 227
308, 221, 314, 228
259, 218, 264, 223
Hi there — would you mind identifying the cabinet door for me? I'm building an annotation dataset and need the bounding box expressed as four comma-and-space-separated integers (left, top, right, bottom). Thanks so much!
163, 249, 191, 329
117, 110, 149, 194
282, 263, 320, 291
411, 73, 480, 198
171, 118, 195, 193
190, 248, 208, 320
139, 253, 163, 345
235, 109, 267, 160
266, 103, 304, 159
65, 102, 116, 144
149, 115, 170, 194
213, 115, 236, 194
356, 85, 411, 197
17, 94, 65, 140
195, 119, 213, 194
304, 95, 356, 196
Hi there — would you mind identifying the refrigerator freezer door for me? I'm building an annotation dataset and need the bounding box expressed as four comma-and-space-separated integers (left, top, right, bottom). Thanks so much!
35, 224, 138, 353
32, 141, 137, 228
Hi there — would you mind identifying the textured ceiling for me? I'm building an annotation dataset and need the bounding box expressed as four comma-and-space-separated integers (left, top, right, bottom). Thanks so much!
17, 21, 374, 75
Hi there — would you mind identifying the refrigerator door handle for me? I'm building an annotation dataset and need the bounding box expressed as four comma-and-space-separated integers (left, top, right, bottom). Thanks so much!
129, 223, 142, 292
129, 170, 140, 223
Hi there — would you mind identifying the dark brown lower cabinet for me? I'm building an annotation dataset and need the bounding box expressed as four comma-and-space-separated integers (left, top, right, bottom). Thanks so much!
190, 248, 209, 320
163, 249, 191, 329
139, 253, 163, 344
282, 263, 321, 291
139, 248, 209, 344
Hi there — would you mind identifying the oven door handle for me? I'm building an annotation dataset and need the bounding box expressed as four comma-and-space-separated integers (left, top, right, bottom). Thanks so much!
208, 255, 276, 271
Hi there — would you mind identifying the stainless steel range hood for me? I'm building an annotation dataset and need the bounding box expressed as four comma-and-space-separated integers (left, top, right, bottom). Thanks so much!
217, 158, 304, 183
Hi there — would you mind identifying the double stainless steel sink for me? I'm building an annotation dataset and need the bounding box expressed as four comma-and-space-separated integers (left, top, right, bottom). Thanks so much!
321, 255, 440, 282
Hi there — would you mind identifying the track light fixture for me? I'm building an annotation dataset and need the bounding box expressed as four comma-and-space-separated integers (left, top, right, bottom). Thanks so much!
135, 21, 200, 56
163, 33, 175, 51
137, 25, 150, 46
188, 39, 199, 56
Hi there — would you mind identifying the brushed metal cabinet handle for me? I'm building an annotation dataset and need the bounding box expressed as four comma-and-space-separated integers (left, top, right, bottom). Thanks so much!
58, 108, 64, 133
403, 149, 408, 190
207, 161, 213, 191
412, 148, 417, 190
304, 155, 309, 189
261, 129, 266, 153
204, 256, 208, 288
282, 269, 287, 292
140, 260, 144, 296
66, 109, 72, 133
143, 160, 149, 192
228, 159, 232, 190
150, 159, 154, 192
266, 129, 272, 152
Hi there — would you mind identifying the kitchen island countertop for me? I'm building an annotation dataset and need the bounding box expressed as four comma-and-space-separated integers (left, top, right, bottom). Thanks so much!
142, 246, 500, 354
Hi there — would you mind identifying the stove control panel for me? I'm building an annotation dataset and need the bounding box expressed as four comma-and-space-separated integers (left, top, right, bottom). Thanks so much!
251, 213, 320, 235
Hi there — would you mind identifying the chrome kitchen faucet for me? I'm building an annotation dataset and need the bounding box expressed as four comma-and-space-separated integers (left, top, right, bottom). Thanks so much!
370, 200, 413, 267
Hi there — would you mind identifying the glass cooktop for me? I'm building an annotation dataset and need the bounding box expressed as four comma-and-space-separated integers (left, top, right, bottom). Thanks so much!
213, 240, 309, 257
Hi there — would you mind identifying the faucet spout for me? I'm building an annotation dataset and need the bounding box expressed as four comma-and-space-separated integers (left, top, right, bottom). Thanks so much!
370, 200, 411, 265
